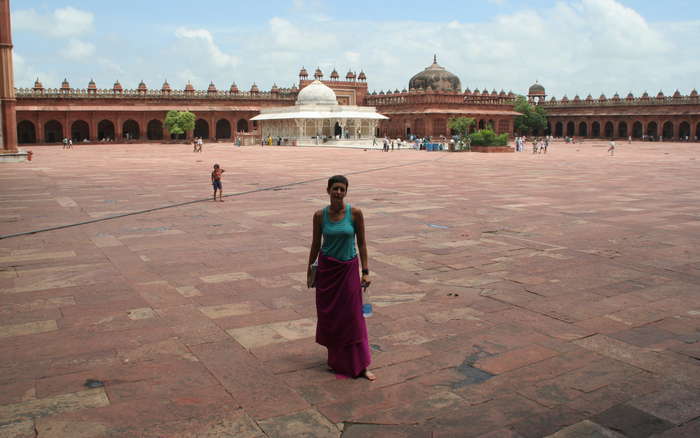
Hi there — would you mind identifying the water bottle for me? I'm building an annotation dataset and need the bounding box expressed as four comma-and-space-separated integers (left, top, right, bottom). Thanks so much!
361, 282, 373, 317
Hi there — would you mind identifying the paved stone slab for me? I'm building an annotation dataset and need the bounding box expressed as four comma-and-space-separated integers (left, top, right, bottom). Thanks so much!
258, 408, 339, 438
543, 420, 625, 438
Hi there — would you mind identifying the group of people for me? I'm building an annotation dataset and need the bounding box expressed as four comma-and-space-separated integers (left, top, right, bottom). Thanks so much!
61, 138, 73, 149
514, 136, 551, 153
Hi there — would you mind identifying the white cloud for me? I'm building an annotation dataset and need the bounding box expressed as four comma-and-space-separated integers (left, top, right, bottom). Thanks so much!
174, 27, 239, 69
13, 6, 94, 38
59, 39, 95, 60
267, 17, 338, 51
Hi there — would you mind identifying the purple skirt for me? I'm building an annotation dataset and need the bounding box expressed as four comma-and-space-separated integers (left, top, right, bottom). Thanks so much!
315, 253, 371, 377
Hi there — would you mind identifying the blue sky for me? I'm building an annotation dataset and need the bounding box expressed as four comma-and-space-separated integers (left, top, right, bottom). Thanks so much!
11, 0, 700, 98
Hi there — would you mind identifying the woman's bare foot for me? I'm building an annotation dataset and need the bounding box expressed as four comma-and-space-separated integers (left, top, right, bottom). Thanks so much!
361, 370, 376, 381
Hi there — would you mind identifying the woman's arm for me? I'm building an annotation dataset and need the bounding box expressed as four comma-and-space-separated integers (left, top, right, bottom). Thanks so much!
353, 207, 371, 286
307, 210, 323, 287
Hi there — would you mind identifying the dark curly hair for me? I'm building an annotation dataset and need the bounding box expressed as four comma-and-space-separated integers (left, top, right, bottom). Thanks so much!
327, 175, 349, 190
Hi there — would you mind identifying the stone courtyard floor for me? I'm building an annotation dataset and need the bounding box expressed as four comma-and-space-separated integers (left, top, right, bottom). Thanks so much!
1, 141, 700, 437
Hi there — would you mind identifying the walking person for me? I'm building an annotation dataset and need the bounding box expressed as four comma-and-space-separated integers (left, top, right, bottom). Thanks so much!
307, 175, 375, 381
608, 140, 616, 156
62, 137, 68, 149
211, 164, 225, 202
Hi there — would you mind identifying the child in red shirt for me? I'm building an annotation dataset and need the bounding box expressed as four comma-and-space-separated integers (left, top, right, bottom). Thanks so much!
211, 164, 225, 202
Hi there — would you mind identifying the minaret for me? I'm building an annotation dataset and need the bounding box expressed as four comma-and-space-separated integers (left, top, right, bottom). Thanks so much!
0, 0, 18, 152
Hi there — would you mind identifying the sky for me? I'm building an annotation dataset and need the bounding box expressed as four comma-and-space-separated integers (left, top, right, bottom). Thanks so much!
10, 0, 700, 98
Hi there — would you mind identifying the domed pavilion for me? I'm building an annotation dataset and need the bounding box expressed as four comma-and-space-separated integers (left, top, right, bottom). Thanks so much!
251, 80, 387, 145
408, 55, 461, 92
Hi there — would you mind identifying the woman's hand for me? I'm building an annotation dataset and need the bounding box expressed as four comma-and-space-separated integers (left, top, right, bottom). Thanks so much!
361, 274, 371, 288
307, 265, 315, 288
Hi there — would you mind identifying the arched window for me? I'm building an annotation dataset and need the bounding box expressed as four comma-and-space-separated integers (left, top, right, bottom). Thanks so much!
44, 120, 63, 143
604, 121, 614, 138
194, 119, 209, 139
17, 120, 36, 144
123, 120, 139, 140
679, 122, 690, 140
618, 122, 628, 138
216, 119, 231, 139
98, 120, 115, 140
237, 119, 249, 133
578, 122, 588, 137
647, 122, 658, 138
662, 121, 673, 140
566, 121, 575, 137
632, 121, 643, 138
71, 120, 89, 141
555, 122, 563, 137
591, 121, 601, 137
147, 120, 163, 140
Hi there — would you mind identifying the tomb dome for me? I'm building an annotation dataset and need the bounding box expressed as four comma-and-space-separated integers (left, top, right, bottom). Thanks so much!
408, 55, 461, 92
296, 80, 338, 105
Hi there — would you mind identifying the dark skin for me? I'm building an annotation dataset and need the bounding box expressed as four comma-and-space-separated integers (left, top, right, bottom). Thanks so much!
307, 181, 375, 381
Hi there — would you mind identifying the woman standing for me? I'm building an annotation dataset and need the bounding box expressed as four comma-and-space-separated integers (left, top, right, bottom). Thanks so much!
307, 175, 375, 380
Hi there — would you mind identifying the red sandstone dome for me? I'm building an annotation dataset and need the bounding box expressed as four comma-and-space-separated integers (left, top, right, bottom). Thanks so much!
691, 89, 698, 97
33, 78, 43, 91
250, 83, 259, 93
408, 55, 461, 92
657, 90, 665, 99
138, 81, 147, 92
346, 70, 355, 80
61, 78, 71, 90
161, 80, 171, 92
229, 82, 238, 93
298, 67, 308, 78
88, 79, 96, 90
270, 83, 279, 93
184, 82, 195, 92
673, 90, 682, 98
112, 80, 122, 92
599, 93, 606, 101
207, 82, 217, 93
314, 67, 323, 79
330, 69, 339, 80
358, 71, 366, 81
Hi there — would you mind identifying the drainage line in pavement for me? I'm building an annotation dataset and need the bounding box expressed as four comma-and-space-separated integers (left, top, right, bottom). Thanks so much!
0, 156, 445, 240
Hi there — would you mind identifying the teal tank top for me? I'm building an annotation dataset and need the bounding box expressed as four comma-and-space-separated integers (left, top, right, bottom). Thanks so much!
321, 204, 357, 261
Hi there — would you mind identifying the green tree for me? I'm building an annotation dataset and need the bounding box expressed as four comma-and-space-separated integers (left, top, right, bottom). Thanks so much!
164, 110, 196, 138
514, 95, 547, 135
448, 117, 475, 151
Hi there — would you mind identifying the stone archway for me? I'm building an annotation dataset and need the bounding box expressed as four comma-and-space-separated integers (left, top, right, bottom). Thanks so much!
98, 120, 115, 140
662, 121, 673, 140
194, 119, 209, 139
44, 120, 63, 143
478, 119, 485, 130
555, 122, 563, 137
578, 122, 588, 137
619, 121, 628, 138
237, 119, 249, 133
566, 121, 575, 137
216, 119, 231, 139
633, 121, 643, 138
123, 120, 139, 140
592, 122, 601, 137
17, 120, 36, 144
647, 122, 658, 139
147, 120, 163, 140
71, 120, 89, 141
604, 121, 614, 138
679, 122, 690, 140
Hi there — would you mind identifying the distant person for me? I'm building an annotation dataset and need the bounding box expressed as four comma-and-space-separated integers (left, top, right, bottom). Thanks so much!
628, 135, 632, 144
608, 140, 616, 156
62, 137, 68, 149
211, 164, 225, 202
68, 139, 73, 149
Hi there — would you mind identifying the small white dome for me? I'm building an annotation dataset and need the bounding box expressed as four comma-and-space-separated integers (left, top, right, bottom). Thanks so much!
296, 80, 338, 105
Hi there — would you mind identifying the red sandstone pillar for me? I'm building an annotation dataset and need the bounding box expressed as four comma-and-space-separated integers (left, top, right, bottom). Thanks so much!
0, 0, 18, 152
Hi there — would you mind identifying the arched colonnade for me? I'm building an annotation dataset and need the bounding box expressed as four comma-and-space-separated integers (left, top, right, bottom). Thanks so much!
379, 115, 514, 139
548, 117, 700, 141
16, 112, 257, 144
